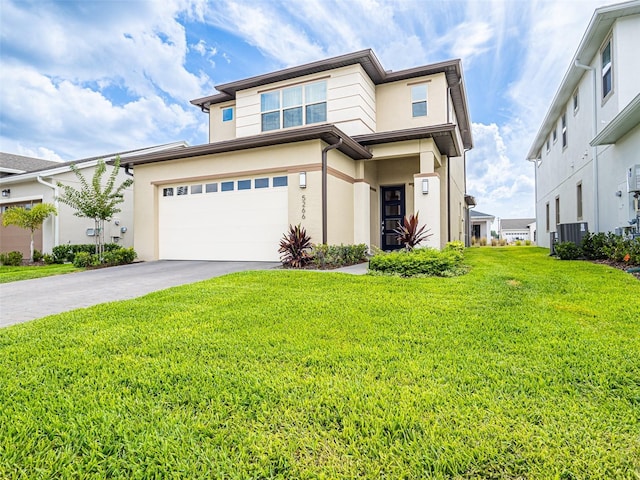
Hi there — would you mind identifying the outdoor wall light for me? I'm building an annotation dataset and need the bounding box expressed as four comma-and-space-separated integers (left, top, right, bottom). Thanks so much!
1, 189, 10, 198
299, 172, 307, 189
421, 178, 429, 194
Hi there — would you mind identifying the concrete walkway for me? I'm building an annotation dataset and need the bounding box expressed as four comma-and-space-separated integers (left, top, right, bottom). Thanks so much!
0, 261, 278, 328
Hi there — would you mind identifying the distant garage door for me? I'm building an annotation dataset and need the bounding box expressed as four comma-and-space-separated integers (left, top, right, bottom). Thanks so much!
158, 175, 289, 261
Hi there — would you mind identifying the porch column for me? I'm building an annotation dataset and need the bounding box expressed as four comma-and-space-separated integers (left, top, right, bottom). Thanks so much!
353, 180, 370, 247
414, 173, 441, 249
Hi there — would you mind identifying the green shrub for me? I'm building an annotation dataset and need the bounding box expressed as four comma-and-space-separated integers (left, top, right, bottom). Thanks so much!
72, 252, 99, 268
43, 254, 56, 265
369, 247, 465, 277
525, 240, 531, 246
52, 243, 121, 263
515, 240, 522, 246
581, 232, 613, 260
102, 247, 137, 266
445, 241, 465, 254
311, 243, 367, 269
32, 250, 43, 262
0, 251, 24, 266
555, 242, 581, 260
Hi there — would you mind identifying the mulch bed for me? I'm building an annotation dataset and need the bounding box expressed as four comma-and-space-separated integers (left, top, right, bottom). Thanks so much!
590, 259, 640, 280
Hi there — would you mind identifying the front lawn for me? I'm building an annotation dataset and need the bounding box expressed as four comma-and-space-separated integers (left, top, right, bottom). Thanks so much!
1, 247, 638, 478
0, 263, 80, 283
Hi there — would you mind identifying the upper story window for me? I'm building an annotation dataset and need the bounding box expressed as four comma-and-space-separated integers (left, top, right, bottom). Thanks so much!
601, 39, 612, 99
411, 84, 428, 117
572, 90, 579, 114
261, 80, 327, 132
546, 138, 550, 153
561, 113, 567, 148
552, 126, 557, 144
222, 107, 233, 122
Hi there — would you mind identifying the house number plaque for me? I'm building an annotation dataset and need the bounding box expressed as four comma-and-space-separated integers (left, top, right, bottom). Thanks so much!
301, 194, 306, 220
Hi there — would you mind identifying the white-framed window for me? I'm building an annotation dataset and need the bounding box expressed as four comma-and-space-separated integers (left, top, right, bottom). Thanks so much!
601, 39, 612, 99
260, 80, 327, 132
411, 84, 428, 117
546, 138, 550, 153
222, 107, 233, 122
561, 113, 567, 148
552, 126, 557, 144
577, 182, 583, 220
573, 90, 579, 114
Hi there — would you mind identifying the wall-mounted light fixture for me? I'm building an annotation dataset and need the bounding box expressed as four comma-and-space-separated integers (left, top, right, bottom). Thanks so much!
421, 178, 429, 194
1, 189, 10, 198
299, 172, 307, 189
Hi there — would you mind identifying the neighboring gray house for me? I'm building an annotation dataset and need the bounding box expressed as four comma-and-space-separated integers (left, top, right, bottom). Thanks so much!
470, 210, 495, 241
526, 1, 640, 248
499, 218, 536, 243
0, 143, 187, 258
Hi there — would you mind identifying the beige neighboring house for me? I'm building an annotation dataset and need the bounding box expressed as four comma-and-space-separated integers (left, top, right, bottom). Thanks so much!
124, 49, 474, 262
499, 218, 536, 244
0, 143, 187, 258
470, 210, 495, 241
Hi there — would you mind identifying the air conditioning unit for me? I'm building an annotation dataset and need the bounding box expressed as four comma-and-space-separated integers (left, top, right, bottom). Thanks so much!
557, 222, 589, 245
628, 164, 640, 193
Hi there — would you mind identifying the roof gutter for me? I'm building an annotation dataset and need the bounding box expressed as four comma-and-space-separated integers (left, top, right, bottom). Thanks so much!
321, 138, 343, 244
575, 59, 599, 232
36, 176, 59, 248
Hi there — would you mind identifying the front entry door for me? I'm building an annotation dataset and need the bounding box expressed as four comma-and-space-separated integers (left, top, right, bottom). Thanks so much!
381, 185, 406, 250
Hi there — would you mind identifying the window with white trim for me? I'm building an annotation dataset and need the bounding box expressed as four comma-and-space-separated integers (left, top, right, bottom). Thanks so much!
572, 90, 579, 114
561, 113, 567, 149
602, 39, 612, 99
411, 84, 428, 117
260, 80, 327, 132
222, 107, 233, 122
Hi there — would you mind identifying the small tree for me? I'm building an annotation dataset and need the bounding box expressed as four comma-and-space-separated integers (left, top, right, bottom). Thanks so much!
2, 203, 57, 262
57, 157, 133, 259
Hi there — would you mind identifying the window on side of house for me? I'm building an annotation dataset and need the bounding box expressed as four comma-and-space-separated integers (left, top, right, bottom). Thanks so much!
282, 86, 303, 128
546, 138, 550, 153
260, 80, 327, 132
555, 196, 560, 225
552, 126, 557, 144
545, 202, 550, 231
561, 113, 567, 149
573, 90, 579, 114
304, 81, 327, 124
261, 91, 280, 132
602, 39, 612, 99
411, 84, 428, 117
222, 107, 233, 122
577, 182, 583, 220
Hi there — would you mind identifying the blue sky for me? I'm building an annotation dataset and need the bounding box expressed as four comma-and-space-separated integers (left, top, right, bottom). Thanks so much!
0, 0, 618, 220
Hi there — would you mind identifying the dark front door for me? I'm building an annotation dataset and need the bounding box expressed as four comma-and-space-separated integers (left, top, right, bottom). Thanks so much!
381, 185, 406, 250
473, 224, 481, 239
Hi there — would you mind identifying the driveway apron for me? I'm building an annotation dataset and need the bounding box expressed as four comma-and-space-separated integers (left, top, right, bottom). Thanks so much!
0, 261, 278, 328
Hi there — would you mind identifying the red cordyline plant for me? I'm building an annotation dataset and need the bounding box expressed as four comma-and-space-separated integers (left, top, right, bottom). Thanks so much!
394, 212, 432, 250
278, 224, 313, 268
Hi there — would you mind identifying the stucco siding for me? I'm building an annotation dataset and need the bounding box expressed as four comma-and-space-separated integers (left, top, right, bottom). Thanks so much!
209, 100, 237, 142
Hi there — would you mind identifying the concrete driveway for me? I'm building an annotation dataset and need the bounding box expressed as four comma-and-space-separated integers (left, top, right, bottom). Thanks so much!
0, 261, 278, 328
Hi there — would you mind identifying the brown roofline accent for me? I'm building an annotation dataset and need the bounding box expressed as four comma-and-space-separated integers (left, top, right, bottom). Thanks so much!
190, 49, 472, 149
353, 124, 462, 157
121, 125, 372, 167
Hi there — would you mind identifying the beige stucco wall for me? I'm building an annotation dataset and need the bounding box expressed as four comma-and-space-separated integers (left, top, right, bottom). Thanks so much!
0, 166, 134, 255
209, 100, 236, 143
235, 64, 376, 138
448, 156, 466, 243
375, 73, 449, 132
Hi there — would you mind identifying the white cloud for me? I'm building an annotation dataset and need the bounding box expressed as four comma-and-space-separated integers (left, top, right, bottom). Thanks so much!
438, 21, 494, 64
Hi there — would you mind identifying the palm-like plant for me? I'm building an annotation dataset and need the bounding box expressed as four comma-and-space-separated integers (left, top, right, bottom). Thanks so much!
279, 224, 312, 268
394, 212, 432, 250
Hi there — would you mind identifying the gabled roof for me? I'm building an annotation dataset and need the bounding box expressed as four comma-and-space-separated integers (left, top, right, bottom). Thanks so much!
500, 218, 536, 230
526, 0, 640, 160
470, 210, 495, 219
0, 142, 189, 185
0, 153, 59, 176
120, 125, 372, 167
191, 49, 472, 150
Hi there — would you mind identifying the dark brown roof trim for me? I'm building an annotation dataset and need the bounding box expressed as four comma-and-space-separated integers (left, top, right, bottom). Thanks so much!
191, 49, 472, 150
353, 124, 461, 157
122, 125, 372, 167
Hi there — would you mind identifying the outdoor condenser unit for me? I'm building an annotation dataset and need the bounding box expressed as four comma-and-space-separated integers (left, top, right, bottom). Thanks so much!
628, 164, 640, 193
557, 222, 589, 245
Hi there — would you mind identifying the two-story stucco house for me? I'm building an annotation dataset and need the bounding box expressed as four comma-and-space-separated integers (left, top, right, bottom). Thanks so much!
527, 1, 640, 248
125, 50, 474, 262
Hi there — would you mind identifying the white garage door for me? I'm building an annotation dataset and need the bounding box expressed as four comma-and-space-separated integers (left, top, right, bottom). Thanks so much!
159, 176, 289, 261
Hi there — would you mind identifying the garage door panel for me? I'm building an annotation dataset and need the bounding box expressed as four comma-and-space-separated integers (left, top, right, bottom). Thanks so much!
159, 186, 287, 261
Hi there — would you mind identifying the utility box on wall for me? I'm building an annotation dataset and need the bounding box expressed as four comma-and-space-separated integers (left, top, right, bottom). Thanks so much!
628, 164, 640, 193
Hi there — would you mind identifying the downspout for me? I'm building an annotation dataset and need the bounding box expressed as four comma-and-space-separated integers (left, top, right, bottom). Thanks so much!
460, 148, 471, 243
321, 138, 343, 244
575, 60, 599, 232
36, 176, 59, 248
124, 163, 134, 176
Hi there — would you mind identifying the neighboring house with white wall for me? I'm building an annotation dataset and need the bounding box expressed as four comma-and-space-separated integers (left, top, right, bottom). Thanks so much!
499, 218, 536, 243
527, 1, 640, 248
124, 50, 474, 262
470, 210, 495, 241
0, 143, 187, 258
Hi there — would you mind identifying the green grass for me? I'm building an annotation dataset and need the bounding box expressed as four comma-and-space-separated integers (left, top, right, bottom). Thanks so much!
0, 263, 80, 283
0, 247, 638, 478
